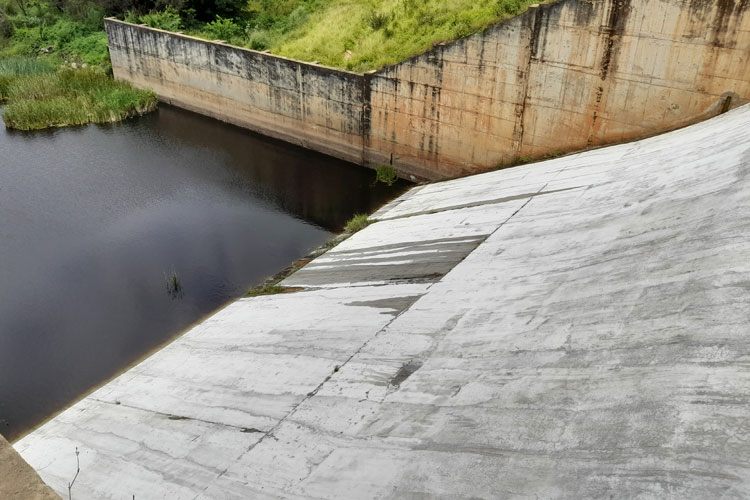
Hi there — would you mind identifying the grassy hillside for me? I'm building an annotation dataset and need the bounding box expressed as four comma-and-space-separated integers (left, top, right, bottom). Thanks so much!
127, 0, 542, 72
272, 0, 538, 71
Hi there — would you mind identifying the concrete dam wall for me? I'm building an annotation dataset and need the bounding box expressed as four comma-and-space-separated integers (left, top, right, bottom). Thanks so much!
105, 0, 750, 180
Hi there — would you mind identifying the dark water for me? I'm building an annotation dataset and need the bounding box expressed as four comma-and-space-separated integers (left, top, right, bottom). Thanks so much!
0, 105, 406, 441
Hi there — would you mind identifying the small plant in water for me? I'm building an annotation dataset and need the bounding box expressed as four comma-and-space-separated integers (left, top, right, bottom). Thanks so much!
164, 269, 183, 297
345, 213, 371, 233
375, 165, 399, 186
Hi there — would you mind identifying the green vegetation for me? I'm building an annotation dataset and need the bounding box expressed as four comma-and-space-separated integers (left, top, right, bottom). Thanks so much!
0, 56, 52, 98
0, 0, 157, 129
165, 269, 183, 296
375, 164, 398, 186
270, 0, 541, 71
247, 284, 293, 297
118, 0, 542, 71
2, 0, 541, 77
0, 0, 541, 127
137, 7, 183, 31
0, 2, 111, 67
345, 213, 371, 233
2, 64, 157, 130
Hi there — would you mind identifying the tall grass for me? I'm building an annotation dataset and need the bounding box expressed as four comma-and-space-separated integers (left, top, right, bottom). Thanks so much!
0, 57, 53, 100
272, 0, 542, 71
174, 0, 542, 72
2, 66, 157, 130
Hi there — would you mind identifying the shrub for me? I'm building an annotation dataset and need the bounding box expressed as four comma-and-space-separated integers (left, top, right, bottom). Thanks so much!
496, 0, 525, 16
375, 165, 398, 186
182, 0, 246, 22
139, 6, 181, 30
123, 10, 139, 23
63, 31, 109, 65
246, 29, 270, 50
367, 11, 390, 30
202, 15, 241, 40
344, 213, 371, 233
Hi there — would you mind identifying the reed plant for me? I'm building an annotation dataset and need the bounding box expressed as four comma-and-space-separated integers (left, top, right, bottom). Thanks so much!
0, 57, 53, 100
2, 65, 157, 130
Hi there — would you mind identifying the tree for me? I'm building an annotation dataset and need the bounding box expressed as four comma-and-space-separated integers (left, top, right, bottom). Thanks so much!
182, 0, 245, 21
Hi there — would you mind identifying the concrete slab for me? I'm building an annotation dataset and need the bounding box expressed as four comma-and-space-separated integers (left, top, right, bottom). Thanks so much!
14, 104, 750, 499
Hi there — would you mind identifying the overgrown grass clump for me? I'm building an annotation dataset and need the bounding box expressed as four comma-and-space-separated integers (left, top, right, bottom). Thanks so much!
2, 66, 157, 130
0, 57, 53, 99
345, 213, 371, 233
375, 164, 398, 186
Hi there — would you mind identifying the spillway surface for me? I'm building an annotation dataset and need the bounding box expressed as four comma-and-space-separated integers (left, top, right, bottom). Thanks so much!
14, 104, 750, 499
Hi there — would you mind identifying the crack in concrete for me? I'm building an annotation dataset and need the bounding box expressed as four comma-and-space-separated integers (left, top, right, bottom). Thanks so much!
89, 397, 266, 434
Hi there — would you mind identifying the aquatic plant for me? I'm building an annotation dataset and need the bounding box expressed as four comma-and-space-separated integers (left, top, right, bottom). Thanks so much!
0, 57, 53, 100
375, 165, 399, 186
164, 269, 182, 297
2, 67, 157, 130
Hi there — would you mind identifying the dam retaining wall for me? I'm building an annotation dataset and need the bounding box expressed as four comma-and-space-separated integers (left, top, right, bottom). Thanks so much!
105, 0, 750, 180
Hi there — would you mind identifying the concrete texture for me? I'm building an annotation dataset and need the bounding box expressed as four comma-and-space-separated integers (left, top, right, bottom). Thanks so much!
370, 0, 750, 177
106, 0, 750, 180
0, 435, 60, 499
14, 103, 750, 498
105, 20, 367, 167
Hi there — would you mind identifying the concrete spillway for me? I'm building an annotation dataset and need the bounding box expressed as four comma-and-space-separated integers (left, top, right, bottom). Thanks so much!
14, 104, 750, 498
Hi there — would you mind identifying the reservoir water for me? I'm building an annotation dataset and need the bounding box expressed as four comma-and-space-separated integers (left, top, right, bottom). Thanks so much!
0, 105, 406, 441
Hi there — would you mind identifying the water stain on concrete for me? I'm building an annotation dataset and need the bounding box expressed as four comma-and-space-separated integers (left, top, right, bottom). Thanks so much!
389, 359, 424, 388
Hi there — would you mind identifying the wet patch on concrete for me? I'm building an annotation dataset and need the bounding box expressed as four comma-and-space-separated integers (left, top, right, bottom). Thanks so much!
346, 296, 423, 315
389, 360, 424, 388
285, 235, 488, 287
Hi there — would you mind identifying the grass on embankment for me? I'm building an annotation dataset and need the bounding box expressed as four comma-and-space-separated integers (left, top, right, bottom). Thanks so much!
0, 59, 157, 130
127, 0, 544, 72
273, 0, 542, 71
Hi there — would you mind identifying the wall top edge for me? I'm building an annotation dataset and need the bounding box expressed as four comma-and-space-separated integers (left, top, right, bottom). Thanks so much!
103, 18, 366, 78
